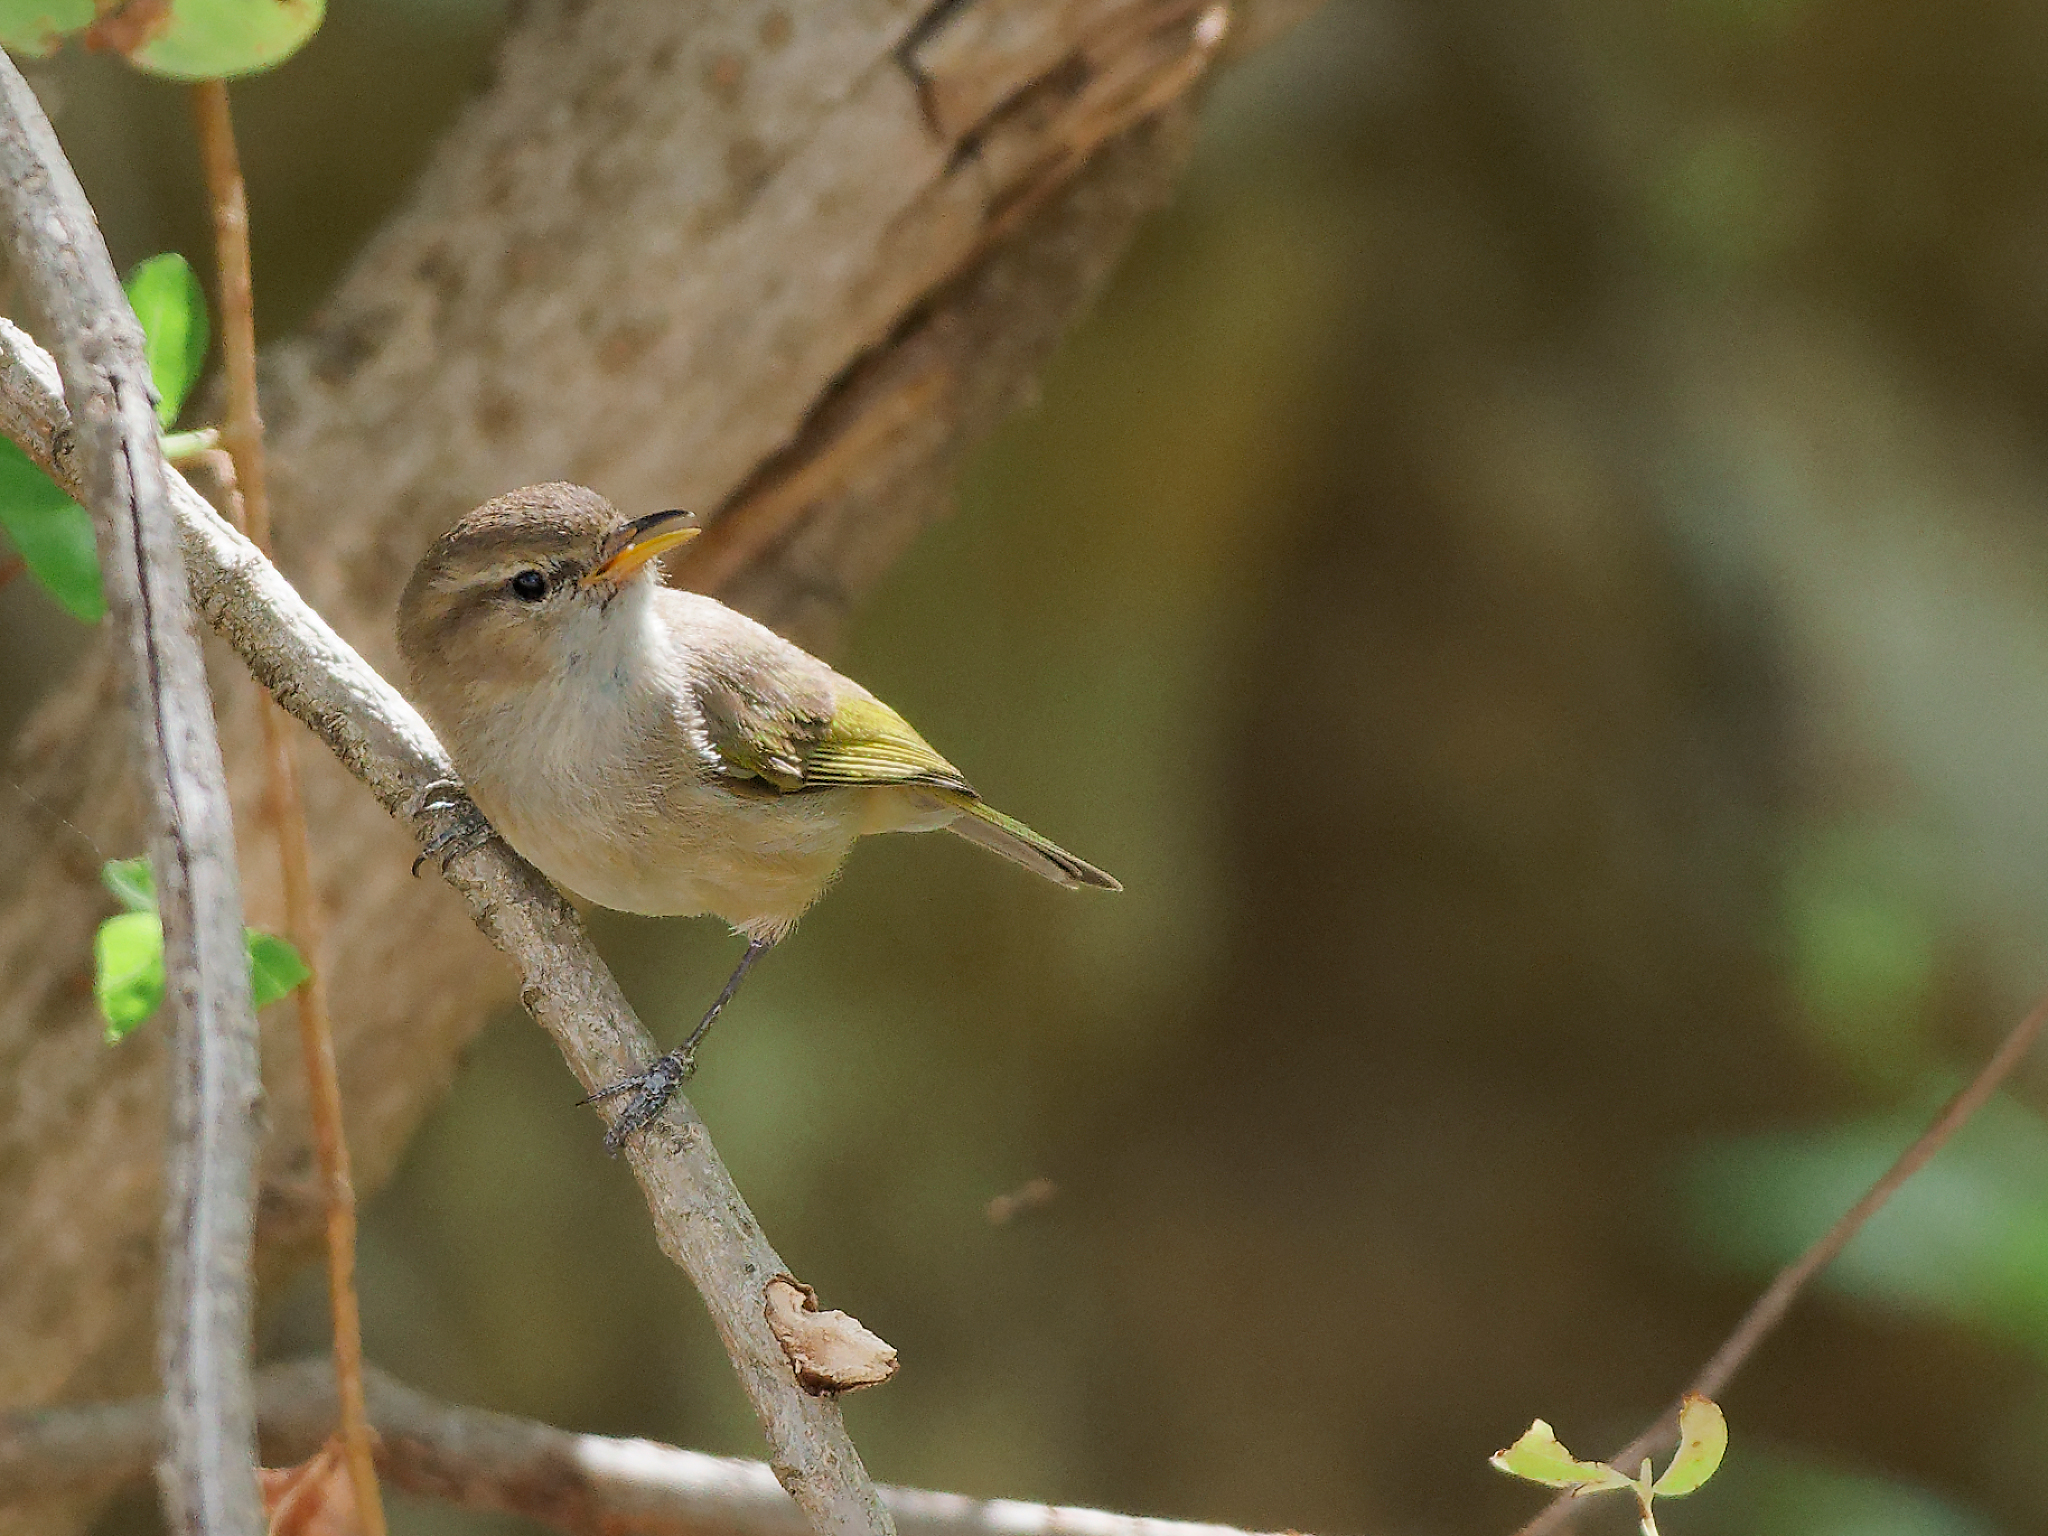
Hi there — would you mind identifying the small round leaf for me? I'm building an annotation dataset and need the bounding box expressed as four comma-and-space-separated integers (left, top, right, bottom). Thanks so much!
124, 0, 323, 81
246, 930, 310, 1009
95, 911, 166, 1039
0, 0, 93, 56
0, 436, 102, 622
125, 253, 209, 426
100, 857, 157, 913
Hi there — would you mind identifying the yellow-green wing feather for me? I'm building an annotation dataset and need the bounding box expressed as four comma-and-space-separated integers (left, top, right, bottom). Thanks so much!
798, 693, 976, 795
694, 655, 1119, 890
698, 676, 973, 796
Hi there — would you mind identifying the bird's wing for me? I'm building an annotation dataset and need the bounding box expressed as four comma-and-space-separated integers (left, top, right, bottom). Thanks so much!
696, 667, 975, 798
798, 692, 977, 796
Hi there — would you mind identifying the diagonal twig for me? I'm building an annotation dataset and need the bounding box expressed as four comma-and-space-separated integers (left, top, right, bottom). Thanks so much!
1512, 985, 2048, 1536
0, 50, 264, 1536
0, 318, 892, 1535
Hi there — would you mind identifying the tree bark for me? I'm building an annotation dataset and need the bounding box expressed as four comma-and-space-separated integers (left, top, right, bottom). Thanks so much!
0, 0, 1310, 1530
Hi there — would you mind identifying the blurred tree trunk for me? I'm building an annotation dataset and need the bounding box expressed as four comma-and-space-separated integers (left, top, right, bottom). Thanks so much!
0, 2, 1314, 1530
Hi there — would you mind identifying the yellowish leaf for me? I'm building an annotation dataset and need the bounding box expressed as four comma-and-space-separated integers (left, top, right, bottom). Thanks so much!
1652, 1394, 1728, 1498
1490, 1420, 1636, 1494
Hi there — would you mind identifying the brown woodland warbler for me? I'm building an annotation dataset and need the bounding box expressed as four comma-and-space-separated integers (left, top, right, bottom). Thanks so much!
397, 483, 1118, 1151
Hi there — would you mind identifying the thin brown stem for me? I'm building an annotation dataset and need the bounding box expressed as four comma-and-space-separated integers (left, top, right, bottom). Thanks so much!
1512, 986, 2048, 1536
192, 82, 268, 543
193, 79, 385, 1536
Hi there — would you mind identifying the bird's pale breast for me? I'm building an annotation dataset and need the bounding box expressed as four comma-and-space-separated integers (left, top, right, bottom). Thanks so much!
457, 671, 867, 938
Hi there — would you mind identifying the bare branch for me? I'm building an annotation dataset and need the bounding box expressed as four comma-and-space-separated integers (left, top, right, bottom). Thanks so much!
2, 1360, 1291, 1536
0, 315, 890, 1536
0, 51, 261, 1536
1512, 985, 2048, 1536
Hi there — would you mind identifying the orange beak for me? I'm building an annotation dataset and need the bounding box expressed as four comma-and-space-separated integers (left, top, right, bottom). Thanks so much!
588, 509, 700, 586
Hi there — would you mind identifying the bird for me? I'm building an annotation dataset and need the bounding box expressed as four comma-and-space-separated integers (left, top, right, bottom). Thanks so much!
396, 482, 1119, 1152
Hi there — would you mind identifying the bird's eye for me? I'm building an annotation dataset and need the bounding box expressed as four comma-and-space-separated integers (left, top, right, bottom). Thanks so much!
508, 570, 549, 602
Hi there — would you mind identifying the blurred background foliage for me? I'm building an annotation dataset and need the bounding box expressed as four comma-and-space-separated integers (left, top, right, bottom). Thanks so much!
11, 1, 2048, 1533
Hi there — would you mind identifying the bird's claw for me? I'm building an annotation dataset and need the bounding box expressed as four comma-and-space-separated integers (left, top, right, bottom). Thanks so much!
408, 777, 493, 876
583, 1048, 696, 1156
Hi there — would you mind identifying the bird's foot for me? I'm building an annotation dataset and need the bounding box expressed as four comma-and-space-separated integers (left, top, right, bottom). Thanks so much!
581, 1047, 696, 1156
408, 777, 494, 876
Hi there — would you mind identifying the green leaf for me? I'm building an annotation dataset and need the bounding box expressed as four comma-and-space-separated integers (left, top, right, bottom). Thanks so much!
95, 856, 309, 1037
0, 253, 199, 615
125, 254, 208, 427
95, 910, 166, 1040
100, 857, 157, 913
95, 919, 310, 1040
125, 0, 324, 81
1653, 1395, 1728, 1498
0, 0, 94, 56
246, 930, 309, 1009
0, 436, 101, 622
1491, 1420, 1636, 1494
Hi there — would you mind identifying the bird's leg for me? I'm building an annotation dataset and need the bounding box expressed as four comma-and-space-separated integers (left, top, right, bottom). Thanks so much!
679, 936, 773, 1057
407, 776, 495, 876
583, 937, 775, 1156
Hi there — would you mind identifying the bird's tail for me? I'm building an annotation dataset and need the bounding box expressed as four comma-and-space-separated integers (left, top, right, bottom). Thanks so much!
944, 799, 1121, 891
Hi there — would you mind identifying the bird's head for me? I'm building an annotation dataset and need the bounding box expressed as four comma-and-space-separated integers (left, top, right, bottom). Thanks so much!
397, 482, 699, 719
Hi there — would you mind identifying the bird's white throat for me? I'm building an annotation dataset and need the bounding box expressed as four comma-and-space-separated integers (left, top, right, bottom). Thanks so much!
461, 576, 664, 805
